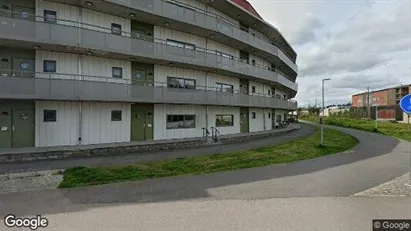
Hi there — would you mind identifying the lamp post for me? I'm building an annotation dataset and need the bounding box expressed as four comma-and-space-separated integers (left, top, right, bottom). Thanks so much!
321, 78, 331, 146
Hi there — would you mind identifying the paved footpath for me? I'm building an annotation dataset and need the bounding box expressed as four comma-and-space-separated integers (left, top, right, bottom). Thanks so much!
0, 124, 314, 174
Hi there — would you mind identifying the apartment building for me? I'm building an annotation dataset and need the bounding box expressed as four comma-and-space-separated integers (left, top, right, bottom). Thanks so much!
352, 85, 411, 107
0, 0, 298, 149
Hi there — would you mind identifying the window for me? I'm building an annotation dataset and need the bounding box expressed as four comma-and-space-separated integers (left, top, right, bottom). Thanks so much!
251, 86, 256, 93
44, 10, 57, 23
166, 115, 196, 129
166, 39, 196, 50
112, 67, 123, 78
216, 82, 234, 93
275, 94, 282, 99
268, 113, 271, 118
43, 60, 56, 72
167, 77, 196, 89
251, 60, 256, 66
111, 23, 122, 35
216, 51, 233, 60
268, 90, 271, 95
43, 110, 56, 122
252, 112, 256, 119
284, 94, 287, 100
216, 115, 234, 127
111, 110, 122, 121
271, 64, 276, 72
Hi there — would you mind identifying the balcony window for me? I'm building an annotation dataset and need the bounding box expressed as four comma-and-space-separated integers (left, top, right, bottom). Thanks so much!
167, 77, 196, 89
166, 39, 196, 50
44, 10, 57, 24
43, 110, 57, 122
167, 115, 196, 129
111, 110, 122, 121
43, 60, 56, 73
268, 90, 271, 95
216, 115, 234, 127
284, 94, 287, 100
268, 113, 271, 118
251, 86, 256, 93
111, 67, 122, 78
251, 60, 256, 66
111, 23, 122, 35
252, 112, 256, 119
216, 82, 234, 93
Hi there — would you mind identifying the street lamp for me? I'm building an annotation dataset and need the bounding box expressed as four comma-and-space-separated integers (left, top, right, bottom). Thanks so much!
321, 78, 331, 146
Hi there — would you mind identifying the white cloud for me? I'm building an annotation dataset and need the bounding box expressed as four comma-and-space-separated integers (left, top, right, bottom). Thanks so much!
250, 0, 411, 106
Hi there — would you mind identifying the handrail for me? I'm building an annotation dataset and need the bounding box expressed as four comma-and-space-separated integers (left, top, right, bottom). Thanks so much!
0, 9, 296, 82
163, 0, 297, 63
210, 127, 220, 142
0, 69, 297, 100
201, 127, 210, 138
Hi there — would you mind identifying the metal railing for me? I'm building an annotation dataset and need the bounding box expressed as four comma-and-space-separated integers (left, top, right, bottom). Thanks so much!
162, 0, 297, 63
0, 70, 297, 109
0, 9, 296, 83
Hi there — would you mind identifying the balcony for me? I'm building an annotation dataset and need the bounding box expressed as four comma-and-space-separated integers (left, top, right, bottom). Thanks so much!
0, 72, 297, 110
0, 13, 298, 95
49, 0, 298, 77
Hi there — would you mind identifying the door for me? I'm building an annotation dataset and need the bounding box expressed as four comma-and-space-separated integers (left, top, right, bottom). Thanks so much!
13, 58, 35, 78
240, 79, 248, 95
0, 108, 12, 148
0, 56, 11, 76
240, 107, 249, 133
272, 109, 276, 129
12, 5, 35, 21
131, 110, 146, 141
12, 109, 35, 148
131, 105, 154, 141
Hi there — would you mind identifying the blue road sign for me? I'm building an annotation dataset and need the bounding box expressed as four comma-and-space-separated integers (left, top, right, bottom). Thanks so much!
399, 94, 411, 114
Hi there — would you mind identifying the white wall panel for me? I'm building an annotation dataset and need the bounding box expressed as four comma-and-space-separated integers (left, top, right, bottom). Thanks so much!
275, 88, 287, 99
249, 108, 264, 132
81, 102, 131, 145
154, 65, 206, 88
206, 73, 240, 91
36, 0, 79, 25
36, 0, 131, 35
35, 101, 79, 147
154, 26, 206, 47
154, 104, 207, 140
207, 106, 240, 135
35, 51, 131, 83
249, 80, 265, 95
207, 39, 239, 57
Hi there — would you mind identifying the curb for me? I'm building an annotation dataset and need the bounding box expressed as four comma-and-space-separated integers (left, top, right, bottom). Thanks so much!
0, 169, 65, 181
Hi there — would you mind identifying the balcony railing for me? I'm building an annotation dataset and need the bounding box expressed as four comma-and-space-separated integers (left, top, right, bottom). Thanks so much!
0, 10, 297, 92
162, 0, 297, 63
0, 70, 297, 110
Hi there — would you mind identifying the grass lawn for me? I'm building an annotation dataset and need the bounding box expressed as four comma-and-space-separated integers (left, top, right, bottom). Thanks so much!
301, 116, 411, 141
58, 127, 359, 188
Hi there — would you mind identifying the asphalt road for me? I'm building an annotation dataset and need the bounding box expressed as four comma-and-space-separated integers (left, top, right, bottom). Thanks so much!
0, 124, 315, 174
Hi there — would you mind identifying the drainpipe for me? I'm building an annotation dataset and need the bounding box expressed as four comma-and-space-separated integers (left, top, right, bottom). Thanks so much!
77, 7, 83, 145
205, 36, 209, 131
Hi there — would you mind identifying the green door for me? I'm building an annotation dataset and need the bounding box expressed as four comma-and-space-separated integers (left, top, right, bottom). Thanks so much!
240, 107, 249, 133
131, 110, 146, 141
12, 109, 35, 148
272, 109, 276, 129
13, 58, 35, 78
131, 109, 154, 141
0, 108, 12, 148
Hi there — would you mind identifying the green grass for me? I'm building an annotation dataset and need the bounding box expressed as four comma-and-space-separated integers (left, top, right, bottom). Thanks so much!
59, 128, 359, 188
302, 116, 411, 141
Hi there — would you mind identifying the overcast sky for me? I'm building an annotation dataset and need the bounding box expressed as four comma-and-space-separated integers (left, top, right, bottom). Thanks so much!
249, 0, 411, 107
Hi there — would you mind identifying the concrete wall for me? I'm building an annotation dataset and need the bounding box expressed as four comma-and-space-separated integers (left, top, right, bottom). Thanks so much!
35, 101, 131, 147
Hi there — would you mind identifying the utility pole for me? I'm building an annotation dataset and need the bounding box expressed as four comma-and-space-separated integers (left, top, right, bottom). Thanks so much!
366, 85, 371, 119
